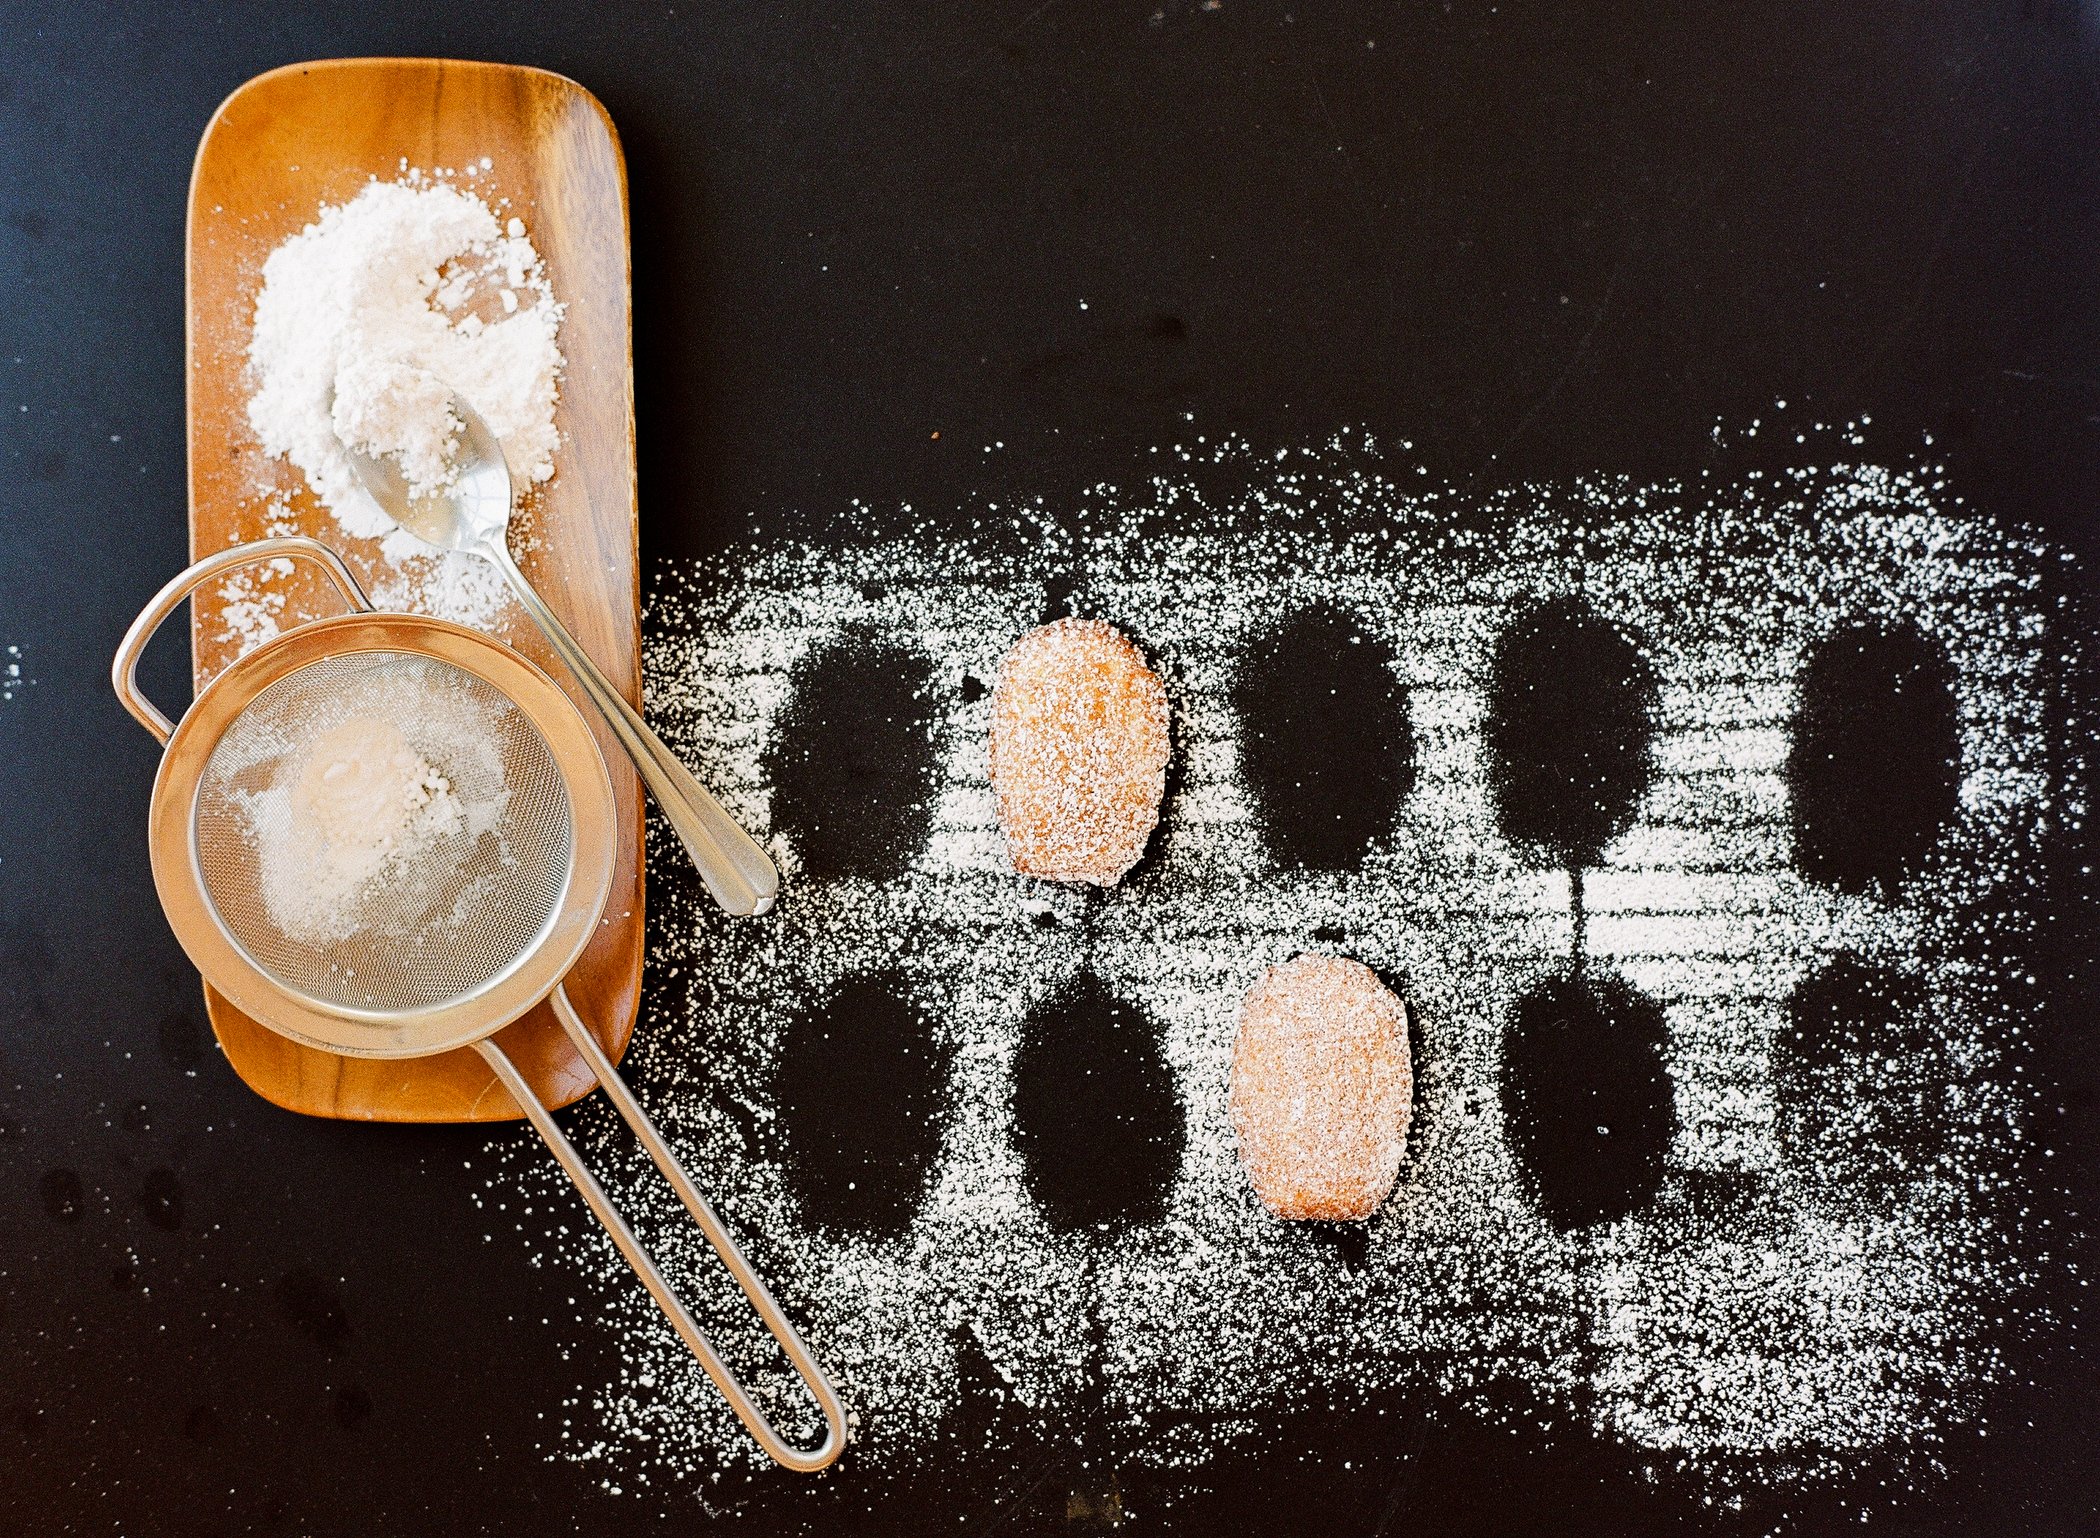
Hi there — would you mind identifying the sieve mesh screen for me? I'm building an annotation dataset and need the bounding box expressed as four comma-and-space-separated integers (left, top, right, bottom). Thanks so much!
192, 650, 573, 1014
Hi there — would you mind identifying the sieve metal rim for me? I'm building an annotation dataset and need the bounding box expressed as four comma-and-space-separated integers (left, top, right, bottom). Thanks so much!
149, 612, 619, 1060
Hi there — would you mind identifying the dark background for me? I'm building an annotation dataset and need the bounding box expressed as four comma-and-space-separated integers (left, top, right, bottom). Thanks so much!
3, 1, 2098, 1532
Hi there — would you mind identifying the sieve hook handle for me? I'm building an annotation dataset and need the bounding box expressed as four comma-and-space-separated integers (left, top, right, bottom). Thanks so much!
475, 988, 848, 1474
112, 537, 373, 744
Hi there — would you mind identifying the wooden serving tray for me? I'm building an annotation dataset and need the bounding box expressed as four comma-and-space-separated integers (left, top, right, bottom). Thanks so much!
185, 59, 644, 1121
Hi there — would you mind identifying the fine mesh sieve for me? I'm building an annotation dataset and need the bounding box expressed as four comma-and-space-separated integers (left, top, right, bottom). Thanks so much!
193, 650, 574, 1017
116, 537, 846, 1472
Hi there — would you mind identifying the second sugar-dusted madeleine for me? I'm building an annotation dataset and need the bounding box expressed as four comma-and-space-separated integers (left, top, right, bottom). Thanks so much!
1230, 953, 1413, 1221
989, 618, 1170, 884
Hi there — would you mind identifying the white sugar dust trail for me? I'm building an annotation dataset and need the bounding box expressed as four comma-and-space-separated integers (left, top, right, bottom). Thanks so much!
472, 453, 2081, 1498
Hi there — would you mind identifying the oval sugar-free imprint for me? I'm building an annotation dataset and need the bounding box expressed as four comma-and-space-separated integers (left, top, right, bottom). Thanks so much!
1232, 603, 1415, 872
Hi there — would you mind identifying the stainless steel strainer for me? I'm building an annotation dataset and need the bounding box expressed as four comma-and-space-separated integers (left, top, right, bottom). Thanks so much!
193, 647, 576, 1021
114, 537, 845, 1471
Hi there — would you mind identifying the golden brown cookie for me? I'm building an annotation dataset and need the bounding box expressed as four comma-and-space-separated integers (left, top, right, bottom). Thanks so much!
1229, 953, 1413, 1221
988, 618, 1170, 884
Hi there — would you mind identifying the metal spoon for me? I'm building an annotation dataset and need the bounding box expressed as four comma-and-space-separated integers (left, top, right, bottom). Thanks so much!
340, 392, 778, 917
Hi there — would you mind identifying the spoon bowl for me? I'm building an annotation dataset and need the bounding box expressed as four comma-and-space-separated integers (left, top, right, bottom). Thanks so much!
345, 395, 514, 554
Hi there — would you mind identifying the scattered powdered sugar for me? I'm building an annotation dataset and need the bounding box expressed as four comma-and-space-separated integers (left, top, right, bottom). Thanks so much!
213, 502, 301, 656
240, 167, 564, 635
471, 446, 2080, 1503
1, 644, 28, 702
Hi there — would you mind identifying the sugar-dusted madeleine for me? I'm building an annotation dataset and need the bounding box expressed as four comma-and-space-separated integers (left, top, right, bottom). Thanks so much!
1230, 953, 1413, 1221
988, 618, 1170, 885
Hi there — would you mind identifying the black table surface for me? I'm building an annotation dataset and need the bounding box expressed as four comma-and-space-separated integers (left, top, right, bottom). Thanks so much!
4, 2, 2099, 1533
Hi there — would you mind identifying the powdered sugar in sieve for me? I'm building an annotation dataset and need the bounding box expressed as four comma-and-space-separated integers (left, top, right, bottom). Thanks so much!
195, 650, 572, 1015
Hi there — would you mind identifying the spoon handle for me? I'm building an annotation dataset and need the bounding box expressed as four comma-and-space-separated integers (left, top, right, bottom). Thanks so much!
483, 541, 779, 916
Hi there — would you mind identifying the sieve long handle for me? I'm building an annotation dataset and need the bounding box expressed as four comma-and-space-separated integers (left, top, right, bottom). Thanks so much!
113, 536, 373, 744
474, 991, 847, 1473
477, 538, 780, 918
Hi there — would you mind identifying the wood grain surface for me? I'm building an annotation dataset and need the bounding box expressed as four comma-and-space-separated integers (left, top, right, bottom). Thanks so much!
184, 59, 644, 1122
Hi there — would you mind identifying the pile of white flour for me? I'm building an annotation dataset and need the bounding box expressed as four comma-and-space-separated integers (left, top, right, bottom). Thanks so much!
243, 169, 564, 629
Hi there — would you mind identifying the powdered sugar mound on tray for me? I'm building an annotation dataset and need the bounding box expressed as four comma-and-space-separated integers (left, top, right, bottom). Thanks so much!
473, 449, 2080, 1501
242, 168, 564, 632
